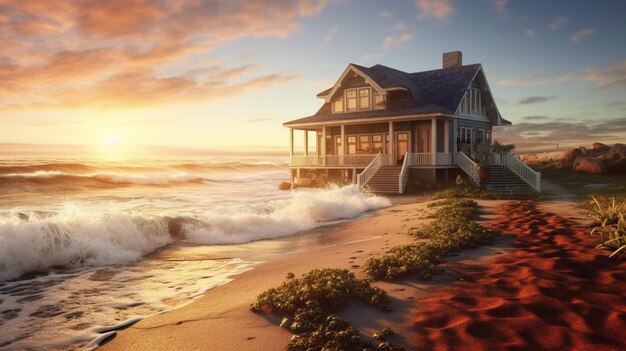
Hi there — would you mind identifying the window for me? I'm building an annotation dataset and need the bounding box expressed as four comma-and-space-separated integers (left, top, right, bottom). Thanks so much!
459, 87, 484, 117
332, 97, 343, 113
485, 130, 492, 143
372, 135, 383, 152
477, 129, 484, 143
358, 135, 370, 152
347, 136, 357, 155
358, 88, 370, 110
345, 89, 357, 112
335, 136, 342, 154
373, 91, 386, 110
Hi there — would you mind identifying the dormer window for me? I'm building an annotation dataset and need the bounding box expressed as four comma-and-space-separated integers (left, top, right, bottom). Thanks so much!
358, 88, 370, 110
332, 86, 384, 114
346, 89, 357, 112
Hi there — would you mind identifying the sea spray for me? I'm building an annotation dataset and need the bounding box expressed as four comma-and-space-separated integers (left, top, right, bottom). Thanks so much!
0, 185, 389, 281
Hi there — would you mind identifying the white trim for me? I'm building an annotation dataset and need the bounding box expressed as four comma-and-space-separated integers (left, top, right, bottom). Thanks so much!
324, 64, 385, 103
285, 112, 448, 128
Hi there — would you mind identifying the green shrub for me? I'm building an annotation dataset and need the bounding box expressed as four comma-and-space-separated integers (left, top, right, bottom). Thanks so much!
251, 269, 403, 351
365, 199, 494, 281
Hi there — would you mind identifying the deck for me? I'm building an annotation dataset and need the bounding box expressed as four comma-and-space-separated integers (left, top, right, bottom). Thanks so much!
289, 153, 458, 169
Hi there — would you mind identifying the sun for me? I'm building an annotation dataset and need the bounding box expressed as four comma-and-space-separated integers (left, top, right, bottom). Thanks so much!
106, 133, 119, 146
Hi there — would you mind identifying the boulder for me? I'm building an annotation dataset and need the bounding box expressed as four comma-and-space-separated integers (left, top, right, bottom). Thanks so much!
555, 147, 581, 169
572, 157, 608, 174
278, 182, 292, 190
298, 178, 314, 187
592, 142, 609, 153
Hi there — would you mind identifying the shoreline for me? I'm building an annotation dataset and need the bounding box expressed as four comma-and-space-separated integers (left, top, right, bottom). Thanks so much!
98, 194, 508, 351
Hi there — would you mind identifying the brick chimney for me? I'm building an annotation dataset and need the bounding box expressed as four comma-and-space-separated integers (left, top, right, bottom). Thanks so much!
443, 51, 462, 69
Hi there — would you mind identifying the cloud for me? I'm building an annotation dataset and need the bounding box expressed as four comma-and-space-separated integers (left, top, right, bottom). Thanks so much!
498, 73, 576, 86
526, 29, 537, 37
489, 0, 509, 20
570, 28, 594, 43
382, 33, 413, 49
493, 117, 626, 152
378, 10, 392, 18
248, 117, 275, 123
580, 59, 626, 90
518, 96, 557, 105
498, 59, 626, 91
322, 27, 338, 44
522, 116, 550, 121
0, 0, 328, 110
393, 22, 408, 31
415, 0, 454, 20
548, 16, 568, 30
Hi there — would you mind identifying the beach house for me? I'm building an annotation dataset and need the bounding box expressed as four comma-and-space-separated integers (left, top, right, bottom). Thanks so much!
283, 51, 540, 194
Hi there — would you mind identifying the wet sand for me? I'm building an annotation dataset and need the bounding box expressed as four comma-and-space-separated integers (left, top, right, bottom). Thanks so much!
100, 193, 626, 351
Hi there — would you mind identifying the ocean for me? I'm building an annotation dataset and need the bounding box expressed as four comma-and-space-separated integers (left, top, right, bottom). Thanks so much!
0, 156, 390, 350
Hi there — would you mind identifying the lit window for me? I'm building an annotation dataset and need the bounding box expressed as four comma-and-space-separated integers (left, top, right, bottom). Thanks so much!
347, 136, 357, 155
358, 88, 370, 110
346, 90, 357, 112
372, 135, 383, 152
373, 92, 386, 110
332, 97, 343, 113
359, 135, 370, 152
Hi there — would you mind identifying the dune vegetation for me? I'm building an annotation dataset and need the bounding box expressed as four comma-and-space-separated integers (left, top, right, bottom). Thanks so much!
589, 196, 626, 257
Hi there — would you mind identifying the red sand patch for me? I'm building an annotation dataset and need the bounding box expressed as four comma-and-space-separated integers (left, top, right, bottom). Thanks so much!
411, 200, 626, 351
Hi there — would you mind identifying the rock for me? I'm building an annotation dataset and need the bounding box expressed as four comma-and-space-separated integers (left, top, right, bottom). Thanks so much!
572, 157, 608, 174
298, 178, 313, 187
592, 142, 609, 153
278, 182, 292, 190
18, 212, 29, 222
555, 147, 581, 169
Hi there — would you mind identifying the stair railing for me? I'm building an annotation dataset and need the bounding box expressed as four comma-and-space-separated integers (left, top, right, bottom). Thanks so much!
454, 152, 480, 185
502, 153, 541, 192
398, 152, 411, 193
357, 152, 384, 189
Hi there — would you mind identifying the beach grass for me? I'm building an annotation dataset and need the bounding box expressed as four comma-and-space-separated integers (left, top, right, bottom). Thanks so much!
251, 269, 404, 351
364, 199, 494, 281
589, 196, 626, 257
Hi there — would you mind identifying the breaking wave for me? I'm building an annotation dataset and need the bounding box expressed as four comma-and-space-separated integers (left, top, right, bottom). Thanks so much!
0, 185, 390, 281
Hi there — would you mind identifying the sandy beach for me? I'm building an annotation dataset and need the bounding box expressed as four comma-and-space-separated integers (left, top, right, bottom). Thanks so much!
98, 189, 626, 351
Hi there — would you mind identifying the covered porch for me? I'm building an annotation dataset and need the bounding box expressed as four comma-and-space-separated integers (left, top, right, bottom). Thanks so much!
288, 118, 457, 168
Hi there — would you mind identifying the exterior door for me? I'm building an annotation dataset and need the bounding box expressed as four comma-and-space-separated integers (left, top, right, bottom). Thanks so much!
417, 127, 431, 153
396, 132, 409, 164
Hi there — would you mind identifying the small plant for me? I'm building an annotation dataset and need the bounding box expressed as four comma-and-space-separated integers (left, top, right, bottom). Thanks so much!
365, 199, 494, 281
251, 269, 404, 351
373, 327, 396, 341
589, 196, 626, 257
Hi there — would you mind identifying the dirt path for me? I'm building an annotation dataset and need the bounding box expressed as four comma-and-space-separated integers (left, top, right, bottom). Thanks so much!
410, 200, 626, 351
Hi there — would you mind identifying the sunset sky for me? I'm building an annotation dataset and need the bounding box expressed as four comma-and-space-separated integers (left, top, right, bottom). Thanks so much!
1, 0, 625, 156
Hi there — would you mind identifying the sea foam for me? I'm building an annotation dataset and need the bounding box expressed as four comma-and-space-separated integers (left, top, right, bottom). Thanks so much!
0, 185, 389, 281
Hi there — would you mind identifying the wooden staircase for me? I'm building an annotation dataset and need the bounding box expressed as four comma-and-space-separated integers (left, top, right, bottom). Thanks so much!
483, 165, 534, 193
365, 166, 402, 194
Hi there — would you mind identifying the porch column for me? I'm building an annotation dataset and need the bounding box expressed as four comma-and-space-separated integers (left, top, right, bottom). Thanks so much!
321, 126, 327, 165
304, 130, 308, 156
444, 120, 450, 153
289, 128, 294, 160
389, 121, 395, 163
431, 118, 437, 166
452, 119, 458, 154
340, 125, 345, 156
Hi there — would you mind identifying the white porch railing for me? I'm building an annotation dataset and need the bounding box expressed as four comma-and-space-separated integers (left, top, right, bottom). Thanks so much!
455, 152, 480, 185
290, 154, 392, 167
357, 153, 385, 189
436, 153, 454, 165
409, 153, 432, 165
398, 152, 410, 193
502, 153, 541, 192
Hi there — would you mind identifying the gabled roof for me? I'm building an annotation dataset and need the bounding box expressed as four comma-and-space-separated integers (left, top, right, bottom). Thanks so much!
287, 62, 507, 127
